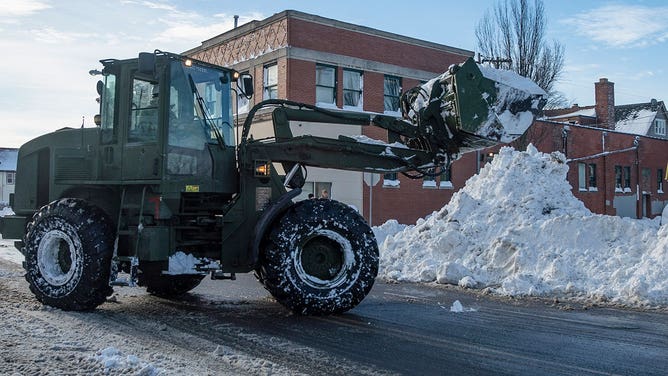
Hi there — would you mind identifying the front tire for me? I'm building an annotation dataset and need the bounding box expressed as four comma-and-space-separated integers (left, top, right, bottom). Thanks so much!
259, 199, 379, 315
23, 199, 115, 310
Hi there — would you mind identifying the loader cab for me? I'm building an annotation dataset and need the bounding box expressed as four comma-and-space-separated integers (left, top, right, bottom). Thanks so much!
97, 52, 244, 194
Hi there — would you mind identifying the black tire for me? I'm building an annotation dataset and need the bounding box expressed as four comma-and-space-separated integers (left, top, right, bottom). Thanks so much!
23, 198, 115, 310
258, 199, 379, 315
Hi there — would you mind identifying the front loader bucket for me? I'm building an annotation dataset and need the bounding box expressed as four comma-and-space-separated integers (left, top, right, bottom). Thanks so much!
401, 57, 546, 156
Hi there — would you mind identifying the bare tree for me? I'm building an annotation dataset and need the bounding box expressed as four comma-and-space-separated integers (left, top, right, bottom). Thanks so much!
476, 0, 567, 108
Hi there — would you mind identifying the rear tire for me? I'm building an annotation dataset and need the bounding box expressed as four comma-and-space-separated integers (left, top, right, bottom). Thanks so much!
258, 199, 378, 315
23, 199, 114, 311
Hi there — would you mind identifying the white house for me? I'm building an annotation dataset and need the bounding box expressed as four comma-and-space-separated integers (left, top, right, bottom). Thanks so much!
0, 148, 18, 207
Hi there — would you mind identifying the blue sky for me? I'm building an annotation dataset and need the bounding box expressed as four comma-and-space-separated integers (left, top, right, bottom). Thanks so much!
0, 0, 666, 147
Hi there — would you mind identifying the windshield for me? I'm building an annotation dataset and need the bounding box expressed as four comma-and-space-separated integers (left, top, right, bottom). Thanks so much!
168, 61, 234, 149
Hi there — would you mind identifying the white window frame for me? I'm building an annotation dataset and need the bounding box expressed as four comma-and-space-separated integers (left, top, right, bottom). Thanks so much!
383, 172, 400, 188
6, 172, 15, 185
383, 75, 401, 114
263, 64, 278, 100
615, 165, 623, 192
578, 163, 587, 191
316, 64, 337, 107
623, 166, 632, 193
343, 69, 363, 109
588, 163, 598, 192
236, 71, 250, 114
655, 118, 666, 136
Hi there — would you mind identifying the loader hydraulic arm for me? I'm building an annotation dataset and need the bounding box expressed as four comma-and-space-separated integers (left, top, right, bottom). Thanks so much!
239, 57, 547, 182
240, 100, 447, 180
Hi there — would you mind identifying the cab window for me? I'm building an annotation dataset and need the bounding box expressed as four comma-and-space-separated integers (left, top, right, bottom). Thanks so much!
129, 78, 159, 143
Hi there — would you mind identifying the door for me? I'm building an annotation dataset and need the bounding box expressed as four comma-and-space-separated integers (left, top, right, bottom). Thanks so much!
122, 77, 162, 181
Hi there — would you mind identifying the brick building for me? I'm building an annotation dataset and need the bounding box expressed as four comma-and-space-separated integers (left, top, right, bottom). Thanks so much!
183, 10, 473, 224
537, 78, 668, 218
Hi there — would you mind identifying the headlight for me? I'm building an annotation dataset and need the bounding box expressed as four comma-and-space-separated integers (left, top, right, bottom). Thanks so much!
254, 160, 271, 176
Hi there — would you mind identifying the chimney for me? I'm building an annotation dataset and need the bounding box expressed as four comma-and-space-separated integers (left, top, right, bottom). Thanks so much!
234, 15, 239, 28
595, 78, 615, 129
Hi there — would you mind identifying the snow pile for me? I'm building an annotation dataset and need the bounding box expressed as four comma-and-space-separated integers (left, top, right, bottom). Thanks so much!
94, 347, 161, 375
372, 219, 407, 245
0, 207, 14, 217
379, 145, 668, 307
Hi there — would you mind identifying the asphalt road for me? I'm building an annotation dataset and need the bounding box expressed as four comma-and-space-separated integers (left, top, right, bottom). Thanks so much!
185, 274, 668, 376
1, 243, 666, 375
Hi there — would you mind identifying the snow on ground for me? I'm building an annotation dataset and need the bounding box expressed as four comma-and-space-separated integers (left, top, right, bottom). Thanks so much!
377, 145, 668, 308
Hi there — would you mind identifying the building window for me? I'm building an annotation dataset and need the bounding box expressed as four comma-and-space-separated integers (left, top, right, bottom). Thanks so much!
615, 165, 622, 192
384, 75, 401, 113
588, 163, 597, 191
578, 163, 586, 191
623, 166, 632, 192
383, 172, 399, 188
343, 69, 363, 108
236, 71, 250, 114
439, 165, 453, 189
316, 64, 336, 105
263, 64, 278, 100
658, 169, 664, 193
6, 172, 15, 185
641, 167, 651, 192
299, 181, 332, 200
422, 169, 436, 188
655, 118, 666, 136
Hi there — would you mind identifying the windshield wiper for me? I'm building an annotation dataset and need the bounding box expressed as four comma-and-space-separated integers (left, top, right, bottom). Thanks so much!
187, 74, 225, 148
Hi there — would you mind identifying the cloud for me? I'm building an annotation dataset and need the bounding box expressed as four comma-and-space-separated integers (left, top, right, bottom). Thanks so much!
153, 13, 263, 46
563, 63, 601, 73
29, 27, 97, 44
563, 5, 668, 48
0, 0, 50, 18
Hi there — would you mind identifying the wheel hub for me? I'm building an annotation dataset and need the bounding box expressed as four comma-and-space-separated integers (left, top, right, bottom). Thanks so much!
301, 236, 343, 280
37, 230, 80, 286
295, 229, 353, 289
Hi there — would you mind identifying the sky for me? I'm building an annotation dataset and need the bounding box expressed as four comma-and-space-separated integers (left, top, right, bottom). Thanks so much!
0, 0, 666, 148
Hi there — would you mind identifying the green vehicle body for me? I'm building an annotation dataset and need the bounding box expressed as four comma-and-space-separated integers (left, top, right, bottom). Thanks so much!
0, 51, 544, 314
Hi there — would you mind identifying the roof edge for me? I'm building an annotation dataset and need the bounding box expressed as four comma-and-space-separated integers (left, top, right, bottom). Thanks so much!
184, 9, 473, 57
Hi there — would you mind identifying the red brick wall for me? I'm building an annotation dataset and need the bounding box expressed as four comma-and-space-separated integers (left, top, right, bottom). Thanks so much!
595, 78, 615, 129
287, 59, 316, 103
287, 18, 467, 73
363, 72, 384, 113
523, 121, 668, 218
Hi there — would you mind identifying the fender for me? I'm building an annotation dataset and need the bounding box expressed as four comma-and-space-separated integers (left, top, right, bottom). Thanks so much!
249, 188, 302, 268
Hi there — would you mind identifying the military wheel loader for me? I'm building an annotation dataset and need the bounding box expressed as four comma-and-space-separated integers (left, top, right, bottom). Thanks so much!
0, 50, 545, 314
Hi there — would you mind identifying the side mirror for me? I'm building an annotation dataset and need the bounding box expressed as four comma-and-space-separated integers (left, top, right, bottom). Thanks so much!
96, 80, 104, 96
138, 52, 156, 76
238, 74, 254, 98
